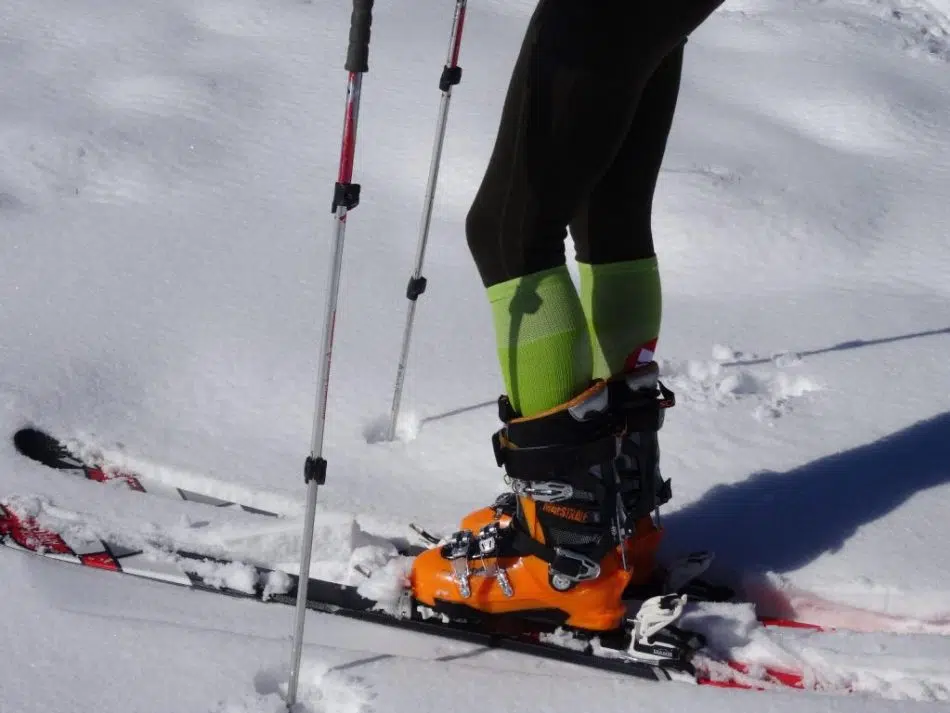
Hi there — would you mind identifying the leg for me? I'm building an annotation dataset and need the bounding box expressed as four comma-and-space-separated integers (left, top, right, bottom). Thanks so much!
466, 1, 722, 415
571, 44, 685, 378
466, 1, 675, 288
570, 45, 688, 578
466, 2, 722, 287
571, 43, 684, 266
466, 0, 667, 417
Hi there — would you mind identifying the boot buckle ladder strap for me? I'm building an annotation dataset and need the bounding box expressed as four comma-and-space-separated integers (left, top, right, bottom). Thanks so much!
439, 524, 514, 599
441, 530, 474, 597
475, 522, 515, 597
451, 559, 472, 598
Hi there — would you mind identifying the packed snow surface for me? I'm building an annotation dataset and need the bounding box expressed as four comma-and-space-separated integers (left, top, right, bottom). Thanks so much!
2, 0, 950, 710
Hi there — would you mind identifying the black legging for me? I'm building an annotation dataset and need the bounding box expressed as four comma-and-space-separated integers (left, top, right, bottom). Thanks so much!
466, 0, 724, 287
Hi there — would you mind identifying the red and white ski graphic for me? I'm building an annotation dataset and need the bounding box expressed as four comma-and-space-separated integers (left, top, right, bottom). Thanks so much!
3, 497, 923, 697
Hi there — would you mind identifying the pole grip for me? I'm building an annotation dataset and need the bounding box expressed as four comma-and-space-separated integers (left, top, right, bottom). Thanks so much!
345, 0, 375, 73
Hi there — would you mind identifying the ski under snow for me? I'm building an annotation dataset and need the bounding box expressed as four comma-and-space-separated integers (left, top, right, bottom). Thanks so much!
11, 426, 950, 697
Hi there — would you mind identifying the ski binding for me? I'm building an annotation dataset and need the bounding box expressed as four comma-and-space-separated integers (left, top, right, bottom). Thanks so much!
628, 594, 704, 665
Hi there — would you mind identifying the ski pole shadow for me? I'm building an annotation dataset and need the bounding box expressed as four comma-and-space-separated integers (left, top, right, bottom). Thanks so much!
419, 399, 497, 427
661, 411, 950, 580
418, 327, 950, 427
328, 654, 393, 673
722, 326, 950, 367
436, 646, 496, 663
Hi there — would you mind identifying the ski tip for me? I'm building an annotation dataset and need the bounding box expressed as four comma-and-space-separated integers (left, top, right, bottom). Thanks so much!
12, 427, 73, 469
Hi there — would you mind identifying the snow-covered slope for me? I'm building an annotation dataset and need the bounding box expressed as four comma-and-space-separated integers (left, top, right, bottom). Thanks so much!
2, 0, 949, 710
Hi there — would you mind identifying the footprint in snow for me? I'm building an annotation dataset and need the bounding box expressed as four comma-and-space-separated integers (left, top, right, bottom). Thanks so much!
660, 344, 822, 420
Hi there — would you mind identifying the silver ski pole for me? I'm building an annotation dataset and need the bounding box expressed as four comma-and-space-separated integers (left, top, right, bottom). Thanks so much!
286, 0, 373, 708
386, 0, 468, 442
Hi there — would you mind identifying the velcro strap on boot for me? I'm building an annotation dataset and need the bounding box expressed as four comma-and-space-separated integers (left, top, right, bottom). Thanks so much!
492, 431, 617, 478
607, 364, 676, 433
609, 380, 675, 433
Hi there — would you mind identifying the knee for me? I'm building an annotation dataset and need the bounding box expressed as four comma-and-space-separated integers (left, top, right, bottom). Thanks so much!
465, 200, 502, 287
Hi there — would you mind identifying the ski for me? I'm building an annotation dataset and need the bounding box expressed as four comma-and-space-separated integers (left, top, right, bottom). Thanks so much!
0, 499, 690, 682
14, 427, 284, 517
9, 428, 804, 633
6, 429, 738, 598
8, 428, 856, 693
0, 496, 839, 693
13, 427, 438, 559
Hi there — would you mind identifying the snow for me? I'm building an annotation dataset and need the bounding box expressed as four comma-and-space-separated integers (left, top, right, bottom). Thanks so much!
680, 599, 950, 699
212, 661, 374, 713
2, 0, 950, 709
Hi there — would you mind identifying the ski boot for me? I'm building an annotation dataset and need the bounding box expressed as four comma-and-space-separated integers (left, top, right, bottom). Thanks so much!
453, 362, 674, 584
457, 491, 517, 533
410, 374, 675, 632
457, 361, 672, 537
607, 361, 675, 587
450, 393, 524, 536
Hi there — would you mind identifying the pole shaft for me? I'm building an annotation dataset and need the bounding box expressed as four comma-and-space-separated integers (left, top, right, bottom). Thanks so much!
287, 0, 371, 692
387, 0, 468, 441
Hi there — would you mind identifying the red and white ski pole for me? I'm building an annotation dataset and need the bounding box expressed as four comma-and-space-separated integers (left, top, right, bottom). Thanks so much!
387, 0, 468, 441
287, 0, 373, 707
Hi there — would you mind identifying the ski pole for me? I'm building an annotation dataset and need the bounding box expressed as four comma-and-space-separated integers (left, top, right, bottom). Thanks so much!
386, 0, 468, 442
286, 0, 373, 707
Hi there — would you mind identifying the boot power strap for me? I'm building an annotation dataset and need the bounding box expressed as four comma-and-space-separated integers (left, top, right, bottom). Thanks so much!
492, 432, 617, 478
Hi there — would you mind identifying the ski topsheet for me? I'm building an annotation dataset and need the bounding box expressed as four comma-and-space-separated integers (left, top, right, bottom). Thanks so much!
13, 427, 282, 517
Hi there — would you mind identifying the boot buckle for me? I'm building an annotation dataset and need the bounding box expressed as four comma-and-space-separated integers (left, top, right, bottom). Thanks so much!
440, 530, 474, 598
549, 549, 601, 592
441, 526, 515, 599
441, 529, 474, 560
512, 479, 575, 503
494, 567, 513, 597
477, 522, 505, 554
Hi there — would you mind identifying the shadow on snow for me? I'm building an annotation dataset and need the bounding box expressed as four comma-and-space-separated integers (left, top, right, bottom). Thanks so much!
661, 411, 950, 576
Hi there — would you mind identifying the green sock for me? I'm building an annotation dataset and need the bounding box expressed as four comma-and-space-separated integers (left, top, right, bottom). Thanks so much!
578, 257, 662, 380
488, 266, 592, 418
